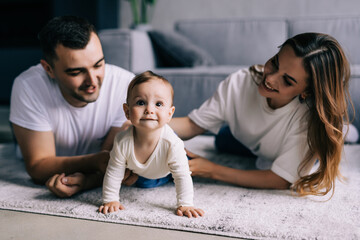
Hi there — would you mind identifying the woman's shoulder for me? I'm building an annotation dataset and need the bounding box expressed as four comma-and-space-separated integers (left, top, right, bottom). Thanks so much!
227, 65, 263, 85
221, 65, 262, 95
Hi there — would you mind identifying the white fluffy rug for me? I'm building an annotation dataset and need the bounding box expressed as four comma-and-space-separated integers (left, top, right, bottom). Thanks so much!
0, 136, 359, 239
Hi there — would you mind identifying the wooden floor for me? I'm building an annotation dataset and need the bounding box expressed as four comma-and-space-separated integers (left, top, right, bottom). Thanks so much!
0, 210, 236, 240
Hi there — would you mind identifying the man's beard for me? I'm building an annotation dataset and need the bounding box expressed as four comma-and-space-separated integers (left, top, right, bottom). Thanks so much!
73, 79, 102, 103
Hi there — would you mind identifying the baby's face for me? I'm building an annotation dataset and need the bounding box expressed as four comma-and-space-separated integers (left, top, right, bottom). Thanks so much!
124, 79, 175, 131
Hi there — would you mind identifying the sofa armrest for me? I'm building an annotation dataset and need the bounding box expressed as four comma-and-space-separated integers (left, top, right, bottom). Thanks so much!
99, 29, 155, 73
131, 30, 156, 73
349, 64, 360, 131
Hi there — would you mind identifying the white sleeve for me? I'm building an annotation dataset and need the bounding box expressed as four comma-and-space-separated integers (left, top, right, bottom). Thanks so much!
10, 73, 52, 131
167, 140, 194, 207
271, 127, 310, 183
102, 136, 127, 203
188, 75, 231, 134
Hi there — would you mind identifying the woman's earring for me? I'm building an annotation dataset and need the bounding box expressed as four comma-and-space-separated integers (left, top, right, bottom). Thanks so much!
299, 93, 307, 103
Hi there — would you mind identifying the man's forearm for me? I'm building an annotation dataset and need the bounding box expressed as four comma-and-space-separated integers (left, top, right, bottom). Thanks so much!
83, 172, 104, 190
27, 152, 105, 184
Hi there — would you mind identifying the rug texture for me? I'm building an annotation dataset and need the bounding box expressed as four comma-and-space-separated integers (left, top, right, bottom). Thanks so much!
0, 136, 359, 239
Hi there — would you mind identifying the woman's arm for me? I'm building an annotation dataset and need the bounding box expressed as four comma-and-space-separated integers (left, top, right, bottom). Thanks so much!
169, 117, 206, 140
187, 150, 291, 189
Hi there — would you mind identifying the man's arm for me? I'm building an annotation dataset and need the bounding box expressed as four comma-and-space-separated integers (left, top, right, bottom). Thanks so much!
12, 124, 107, 184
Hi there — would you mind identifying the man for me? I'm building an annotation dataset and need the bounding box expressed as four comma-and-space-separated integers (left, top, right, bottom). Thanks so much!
10, 16, 137, 197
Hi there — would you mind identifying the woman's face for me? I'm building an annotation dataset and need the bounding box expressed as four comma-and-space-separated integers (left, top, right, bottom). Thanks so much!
258, 44, 309, 109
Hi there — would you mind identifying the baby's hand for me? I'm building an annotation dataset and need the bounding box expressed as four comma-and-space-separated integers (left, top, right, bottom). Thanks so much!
176, 206, 205, 218
99, 201, 125, 214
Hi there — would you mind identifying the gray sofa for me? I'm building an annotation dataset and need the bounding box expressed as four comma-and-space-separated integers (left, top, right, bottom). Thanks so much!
99, 16, 360, 135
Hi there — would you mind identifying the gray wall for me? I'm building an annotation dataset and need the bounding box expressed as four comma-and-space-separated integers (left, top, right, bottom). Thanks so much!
120, 0, 360, 30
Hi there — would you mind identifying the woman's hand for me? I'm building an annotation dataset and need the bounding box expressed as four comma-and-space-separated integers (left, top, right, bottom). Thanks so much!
99, 201, 125, 214
176, 206, 205, 218
186, 149, 217, 179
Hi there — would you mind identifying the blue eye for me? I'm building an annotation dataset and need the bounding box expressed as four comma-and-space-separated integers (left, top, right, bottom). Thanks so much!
136, 100, 145, 106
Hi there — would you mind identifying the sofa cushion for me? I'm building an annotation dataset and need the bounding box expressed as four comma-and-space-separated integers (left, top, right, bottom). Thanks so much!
154, 66, 242, 117
175, 18, 288, 66
289, 17, 360, 65
148, 30, 216, 68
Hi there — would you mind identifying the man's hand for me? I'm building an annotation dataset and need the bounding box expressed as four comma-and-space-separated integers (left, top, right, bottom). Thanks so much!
46, 172, 86, 198
122, 169, 138, 186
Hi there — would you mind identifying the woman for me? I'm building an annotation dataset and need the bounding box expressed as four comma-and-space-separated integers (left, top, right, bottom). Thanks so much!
170, 32, 352, 196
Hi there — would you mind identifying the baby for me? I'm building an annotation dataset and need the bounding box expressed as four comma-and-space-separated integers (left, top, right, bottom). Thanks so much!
99, 71, 204, 218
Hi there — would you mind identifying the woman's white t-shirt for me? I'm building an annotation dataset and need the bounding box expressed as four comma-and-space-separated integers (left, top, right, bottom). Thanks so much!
189, 68, 311, 183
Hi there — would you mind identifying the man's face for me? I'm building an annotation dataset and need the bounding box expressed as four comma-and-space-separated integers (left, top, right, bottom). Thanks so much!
42, 32, 105, 107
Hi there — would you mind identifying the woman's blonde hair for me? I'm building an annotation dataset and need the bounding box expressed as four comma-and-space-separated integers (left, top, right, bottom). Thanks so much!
286, 33, 352, 196
251, 32, 353, 196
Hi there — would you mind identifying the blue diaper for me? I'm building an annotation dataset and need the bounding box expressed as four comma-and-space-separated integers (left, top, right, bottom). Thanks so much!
135, 174, 173, 188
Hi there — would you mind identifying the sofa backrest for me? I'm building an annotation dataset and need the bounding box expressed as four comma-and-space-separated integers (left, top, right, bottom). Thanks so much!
288, 16, 360, 65
175, 18, 288, 66
287, 17, 360, 128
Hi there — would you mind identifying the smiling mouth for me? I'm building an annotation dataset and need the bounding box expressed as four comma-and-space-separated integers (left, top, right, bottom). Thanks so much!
263, 80, 278, 92
80, 85, 96, 94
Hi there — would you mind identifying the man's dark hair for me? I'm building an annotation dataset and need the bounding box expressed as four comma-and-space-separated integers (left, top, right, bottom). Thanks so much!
38, 16, 97, 66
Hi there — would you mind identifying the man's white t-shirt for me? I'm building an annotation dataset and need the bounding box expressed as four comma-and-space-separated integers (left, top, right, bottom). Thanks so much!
102, 124, 194, 207
10, 63, 134, 156
189, 68, 312, 183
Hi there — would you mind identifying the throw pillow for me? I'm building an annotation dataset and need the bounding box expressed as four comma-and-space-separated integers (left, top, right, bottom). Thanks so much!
148, 30, 216, 67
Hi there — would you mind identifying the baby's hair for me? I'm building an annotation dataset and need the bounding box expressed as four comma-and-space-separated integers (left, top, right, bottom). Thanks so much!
126, 71, 174, 105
